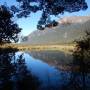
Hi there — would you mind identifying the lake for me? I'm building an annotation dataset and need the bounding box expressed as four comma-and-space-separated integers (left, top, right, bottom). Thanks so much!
0, 50, 90, 90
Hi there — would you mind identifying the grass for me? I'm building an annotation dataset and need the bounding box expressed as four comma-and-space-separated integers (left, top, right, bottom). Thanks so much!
0, 43, 75, 54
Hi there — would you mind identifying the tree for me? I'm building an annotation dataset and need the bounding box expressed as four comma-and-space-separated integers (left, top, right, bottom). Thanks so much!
11, 0, 88, 30
0, 5, 21, 44
71, 31, 90, 90
20, 35, 28, 42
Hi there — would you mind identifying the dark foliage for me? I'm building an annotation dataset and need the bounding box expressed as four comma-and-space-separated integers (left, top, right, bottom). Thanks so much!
68, 31, 90, 90
61, 31, 90, 90
0, 5, 21, 44
11, 0, 88, 30
0, 47, 19, 54
73, 31, 90, 71
0, 49, 40, 90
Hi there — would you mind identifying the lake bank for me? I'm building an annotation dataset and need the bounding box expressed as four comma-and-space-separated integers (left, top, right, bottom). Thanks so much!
0, 44, 75, 54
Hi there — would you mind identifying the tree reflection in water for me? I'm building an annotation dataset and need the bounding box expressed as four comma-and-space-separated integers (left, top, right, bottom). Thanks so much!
0, 48, 40, 90
0, 47, 90, 90
62, 32, 90, 90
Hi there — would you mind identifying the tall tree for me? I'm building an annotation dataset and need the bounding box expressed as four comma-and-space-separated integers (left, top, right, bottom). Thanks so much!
11, 0, 88, 30
0, 5, 21, 44
72, 31, 90, 90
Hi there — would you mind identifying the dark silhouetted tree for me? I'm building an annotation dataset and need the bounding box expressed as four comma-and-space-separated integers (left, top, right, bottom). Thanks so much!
69, 31, 90, 90
62, 31, 90, 90
11, 0, 88, 30
0, 5, 21, 44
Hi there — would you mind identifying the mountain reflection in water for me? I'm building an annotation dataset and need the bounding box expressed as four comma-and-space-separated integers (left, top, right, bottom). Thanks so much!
28, 50, 73, 70
0, 50, 90, 90
16, 52, 71, 90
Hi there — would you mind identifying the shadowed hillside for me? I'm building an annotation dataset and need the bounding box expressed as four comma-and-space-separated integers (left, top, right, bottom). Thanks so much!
21, 16, 90, 45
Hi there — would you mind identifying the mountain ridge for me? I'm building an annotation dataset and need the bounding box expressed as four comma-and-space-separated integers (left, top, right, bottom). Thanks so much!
21, 16, 90, 45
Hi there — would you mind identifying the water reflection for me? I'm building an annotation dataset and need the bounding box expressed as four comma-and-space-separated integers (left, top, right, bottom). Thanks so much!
26, 50, 90, 90
28, 50, 74, 71
16, 52, 71, 90
0, 48, 90, 90
0, 48, 40, 90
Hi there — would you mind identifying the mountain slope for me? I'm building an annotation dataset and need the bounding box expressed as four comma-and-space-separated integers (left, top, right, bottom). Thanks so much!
22, 16, 90, 45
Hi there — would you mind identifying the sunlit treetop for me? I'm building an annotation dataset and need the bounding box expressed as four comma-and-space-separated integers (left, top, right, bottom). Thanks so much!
11, 0, 88, 30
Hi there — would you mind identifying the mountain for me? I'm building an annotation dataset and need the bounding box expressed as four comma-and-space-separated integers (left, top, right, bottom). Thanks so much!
22, 16, 90, 45
59, 16, 90, 24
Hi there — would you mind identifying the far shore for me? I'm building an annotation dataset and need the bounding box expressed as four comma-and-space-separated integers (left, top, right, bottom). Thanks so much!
0, 43, 75, 53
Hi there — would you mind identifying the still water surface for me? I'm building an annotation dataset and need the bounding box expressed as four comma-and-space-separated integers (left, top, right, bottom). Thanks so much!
15, 51, 90, 90
15, 51, 71, 89
0, 50, 90, 90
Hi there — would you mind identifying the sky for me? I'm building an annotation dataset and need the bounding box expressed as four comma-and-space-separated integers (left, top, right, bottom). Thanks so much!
0, 0, 90, 36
